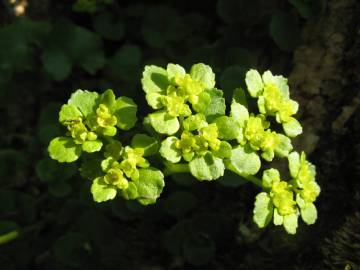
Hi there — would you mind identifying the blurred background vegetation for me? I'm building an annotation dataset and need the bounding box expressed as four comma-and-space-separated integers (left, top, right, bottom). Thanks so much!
0, 0, 359, 269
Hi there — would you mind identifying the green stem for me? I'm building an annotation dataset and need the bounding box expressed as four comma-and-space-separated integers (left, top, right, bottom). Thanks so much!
0, 230, 19, 245
163, 162, 190, 176
226, 164, 263, 188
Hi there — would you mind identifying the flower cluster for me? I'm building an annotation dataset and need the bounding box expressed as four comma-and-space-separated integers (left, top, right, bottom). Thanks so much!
253, 152, 320, 234
47, 63, 320, 234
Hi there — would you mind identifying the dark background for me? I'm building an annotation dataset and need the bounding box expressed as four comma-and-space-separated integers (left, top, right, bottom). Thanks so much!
0, 0, 359, 269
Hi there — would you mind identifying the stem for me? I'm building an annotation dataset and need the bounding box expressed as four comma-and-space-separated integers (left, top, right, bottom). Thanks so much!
226, 164, 263, 188
0, 230, 19, 245
163, 162, 190, 176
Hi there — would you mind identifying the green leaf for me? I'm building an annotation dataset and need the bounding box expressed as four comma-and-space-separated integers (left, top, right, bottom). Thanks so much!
101, 157, 116, 172
131, 134, 159, 156
283, 213, 298, 234
300, 203, 317, 225
167, 63, 185, 82
270, 11, 301, 52
289, 0, 326, 19
217, 0, 269, 25
164, 191, 198, 219
113, 96, 137, 130
213, 116, 241, 140
133, 168, 165, 205
145, 92, 163, 109
53, 233, 89, 267
189, 152, 225, 181
80, 51, 106, 75
82, 140, 103, 153
232, 88, 248, 108
36, 157, 76, 183
149, 111, 180, 135
59, 104, 82, 124
183, 114, 207, 131
65, 23, 104, 63
273, 208, 284, 225
228, 145, 261, 175
212, 141, 232, 159
48, 137, 82, 163
80, 156, 103, 180
142, 6, 186, 48
219, 66, 247, 102
230, 101, 249, 127
245, 69, 264, 97
99, 89, 116, 109
274, 134, 293, 157
48, 181, 72, 198
160, 137, 182, 163
110, 45, 142, 82
253, 192, 273, 228
288, 151, 300, 178
93, 13, 124, 41
262, 168, 280, 188
283, 117, 303, 137
68, 90, 99, 118
91, 177, 117, 202
141, 65, 169, 94
42, 49, 72, 81
182, 233, 216, 266
190, 63, 215, 89
203, 89, 226, 122
192, 92, 211, 113
120, 182, 138, 200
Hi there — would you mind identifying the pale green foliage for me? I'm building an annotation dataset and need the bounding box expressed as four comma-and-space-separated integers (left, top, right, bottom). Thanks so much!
141, 63, 224, 134
245, 69, 302, 138
253, 161, 320, 234
48, 137, 81, 163
47, 63, 318, 235
253, 192, 273, 228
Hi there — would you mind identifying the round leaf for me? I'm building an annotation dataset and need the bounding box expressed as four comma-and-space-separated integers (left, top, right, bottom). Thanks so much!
82, 140, 103, 153
229, 145, 261, 175
270, 11, 301, 52
131, 134, 159, 156
213, 116, 241, 140
253, 192, 273, 228
93, 13, 124, 40
113, 96, 137, 130
190, 63, 215, 89
141, 65, 169, 94
134, 168, 165, 205
42, 49, 72, 81
274, 134, 293, 157
283, 117, 303, 138
48, 137, 82, 163
164, 191, 198, 219
182, 233, 216, 266
53, 233, 89, 267
149, 111, 180, 135
59, 104, 82, 123
91, 177, 117, 202
159, 137, 181, 163
283, 213, 298, 234
300, 203, 317, 225
68, 90, 99, 118
245, 69, 264, 97
189, 152, 225, 181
